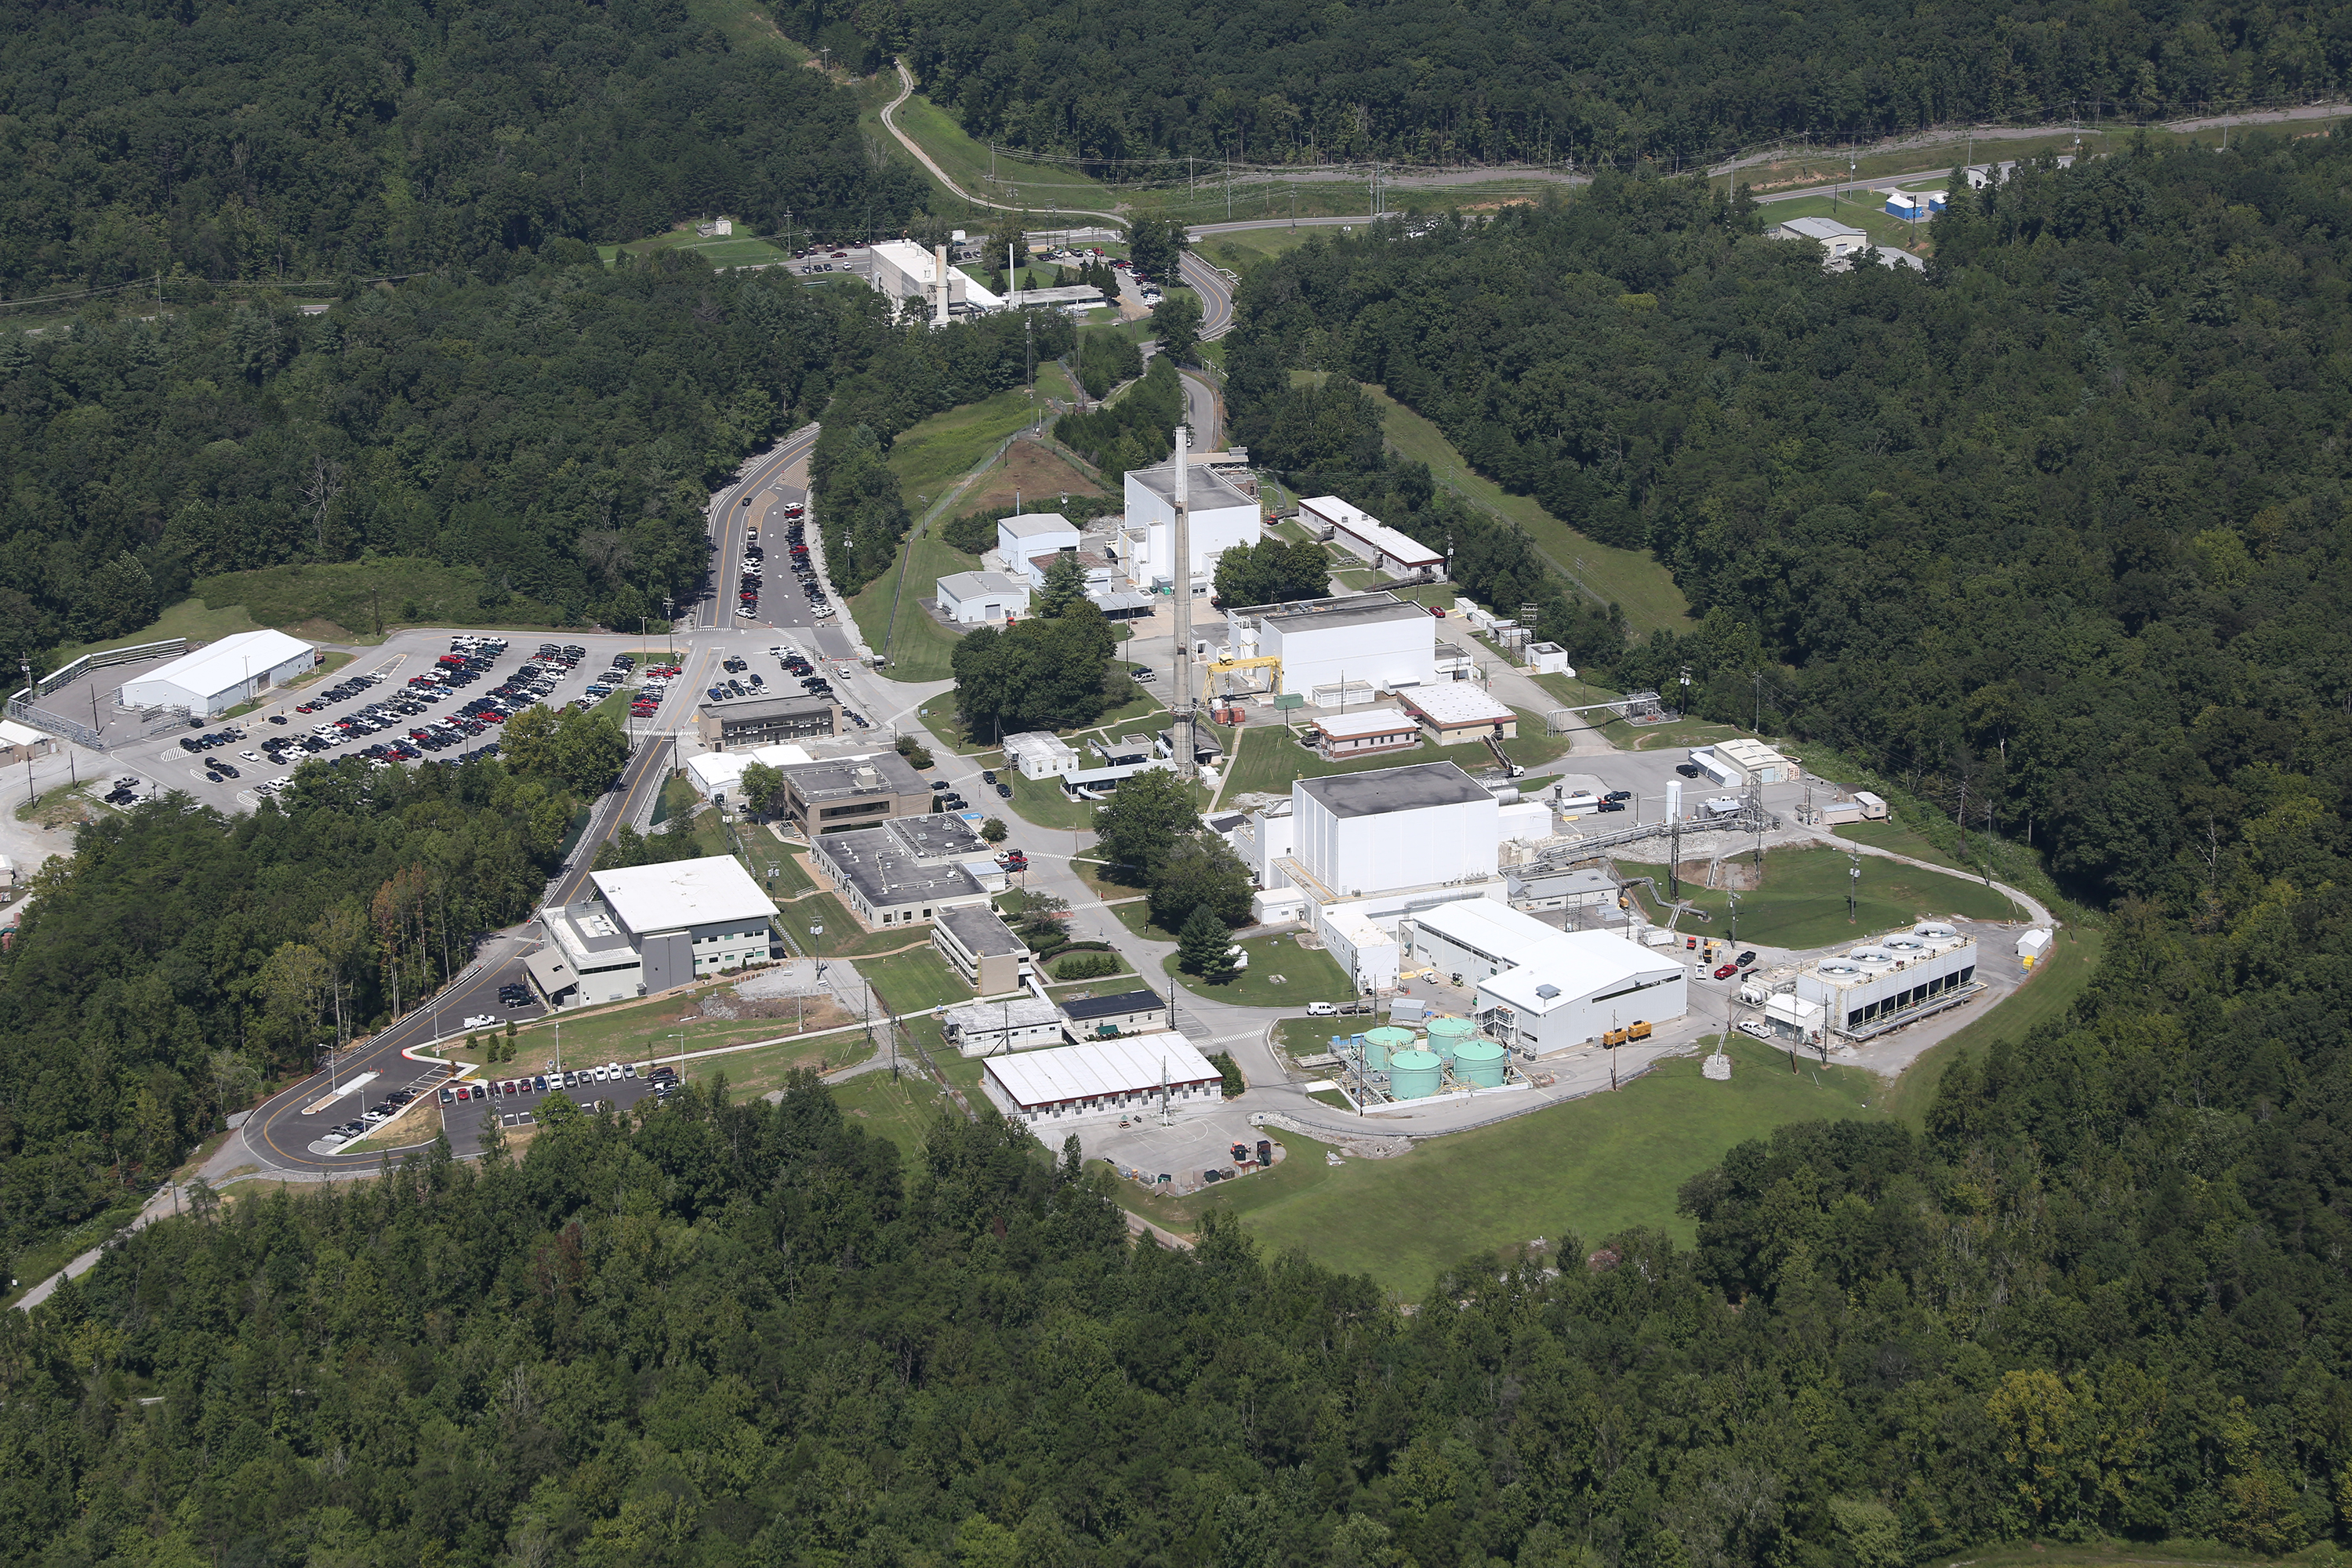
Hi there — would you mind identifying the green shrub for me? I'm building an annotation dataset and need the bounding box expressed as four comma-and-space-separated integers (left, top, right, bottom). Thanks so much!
1053, 952, 1122, 981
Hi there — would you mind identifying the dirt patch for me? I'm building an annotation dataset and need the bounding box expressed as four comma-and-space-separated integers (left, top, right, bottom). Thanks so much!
285, 617, 361, 644
959, 437, 1109, 515
16, 787, 107, 831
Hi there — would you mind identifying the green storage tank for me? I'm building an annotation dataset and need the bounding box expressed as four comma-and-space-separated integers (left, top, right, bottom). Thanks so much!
1388, 1048, 1443, 1100
1363, 1025, 1414, 1073
1425, 1016, 1477, 1062
1454, 1038, 1508, 1087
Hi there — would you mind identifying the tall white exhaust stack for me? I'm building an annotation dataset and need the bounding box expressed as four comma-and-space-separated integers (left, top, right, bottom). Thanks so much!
1171, 422, 1198, 783
934, 243, 950, 326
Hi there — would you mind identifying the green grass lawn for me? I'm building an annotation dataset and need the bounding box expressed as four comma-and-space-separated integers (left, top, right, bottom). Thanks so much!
684, 1033, 871, 1097
1832, 816, 1975, 873
46, 597, 267, 666
1878, 926, 2102, 1127
649, 775, 699, 826
860, 946, 975, 1015
855, 529, 975, 683
1305, 376, 1690, 637
195, 558, 564, 639
831, 1066, 955, 1159
1760, 192, 1935, 256
999, 766, 1099, 832
887, 365, 1078, 510
1617, 846, 2030, 949
1170, 1033, 1883, 1293
1192, 227, 1323, 278
477, 982, 833, 1073
1217, 710, 1571, 799
1128, 924, 1355, 1007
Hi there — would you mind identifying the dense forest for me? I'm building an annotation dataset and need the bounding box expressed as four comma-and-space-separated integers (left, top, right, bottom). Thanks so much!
1225, 134, 2352, 908
814, 0, 2346, 170
16, 883, 2352, 1568
0, 0, 925, 301
0, 714, 623, 1279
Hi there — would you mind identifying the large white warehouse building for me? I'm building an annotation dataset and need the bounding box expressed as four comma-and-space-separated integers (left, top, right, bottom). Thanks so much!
121, 630, 317, 718
1403, 899, 1687, 1056
1224, 591, 1436, 703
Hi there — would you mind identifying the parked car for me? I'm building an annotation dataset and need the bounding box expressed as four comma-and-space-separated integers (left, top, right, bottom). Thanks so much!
1737, 1019, 1775, 1040
1712, 962, 1740, 979
1737, 950, 1757, 967
462, 1013, 497, 1029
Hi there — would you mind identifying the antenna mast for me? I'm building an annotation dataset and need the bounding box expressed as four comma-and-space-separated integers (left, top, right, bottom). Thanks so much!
1170, 422, 1199, 782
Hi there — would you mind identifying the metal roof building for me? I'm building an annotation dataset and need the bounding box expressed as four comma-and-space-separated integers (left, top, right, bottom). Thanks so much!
980, 1032, 1224, 1129
120, 630, 316, 718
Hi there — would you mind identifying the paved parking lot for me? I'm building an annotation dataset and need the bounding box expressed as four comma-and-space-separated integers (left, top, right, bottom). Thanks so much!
93, 630, 689, 818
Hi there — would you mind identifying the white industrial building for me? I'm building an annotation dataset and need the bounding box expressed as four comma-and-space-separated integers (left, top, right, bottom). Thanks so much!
1120, 459, 1259, 593
532, 856, 780, 1008
1690, 739, 1796, 786
981, 1032, 1224, 1130
1222, 592, 1436, 703
1796, 924, 1981, 1040
1775, 215, 1871, 266
935, 570, 1030, 625
1003, 730, 1080, 781
684, 742, 816, 800
122, 630, 316, 718
1291, 764, 1499, 902
1402, 900, 1687, 1056
1313, 707, 1422, 760
1299, 495, 1444, 579
1398, 682, 1518, 743
869, 239, 1002, 322
996, 512, 1080, 563
942, 996, 1064, 1056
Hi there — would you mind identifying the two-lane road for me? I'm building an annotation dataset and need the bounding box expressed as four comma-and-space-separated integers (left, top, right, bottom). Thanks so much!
706, 423, 822, 629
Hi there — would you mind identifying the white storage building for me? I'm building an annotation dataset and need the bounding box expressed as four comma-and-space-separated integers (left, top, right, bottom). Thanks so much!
1121, 459, 1259, 593
1003, 731, 1079, 781
684, 742, 817, 800
996, 512, 1080, 563
981, 1032, 1224, 1130
1402, 900, 1687, 1056
936, 570, 1030, 625
122, 630, 316, 718
1299, 495, 1444, 579
1225, 592, 1436, 702
1313, 707, 1422, 760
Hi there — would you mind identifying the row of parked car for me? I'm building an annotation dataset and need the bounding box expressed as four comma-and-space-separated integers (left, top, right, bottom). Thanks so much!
319, 1086, 422, 1145
436, 1060, 682, 1105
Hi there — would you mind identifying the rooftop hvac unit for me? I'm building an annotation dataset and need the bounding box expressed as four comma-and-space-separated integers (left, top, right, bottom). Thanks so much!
1534, 985, 1561, 999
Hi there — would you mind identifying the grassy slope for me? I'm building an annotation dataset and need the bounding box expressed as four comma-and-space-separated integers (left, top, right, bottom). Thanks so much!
1879, 925, 2103, 1126
1295, 374, 1691, 635
1617, 846, 2028, 949
1832, 816, 1976, 873
1145, 1032, 1885, 1294
855, 531, 976, 683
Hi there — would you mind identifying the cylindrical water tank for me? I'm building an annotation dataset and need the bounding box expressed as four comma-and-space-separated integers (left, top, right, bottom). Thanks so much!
1388, 1049, 1443, 1100
1359, 1035, 1392, 1071
1363, 1025, 1414, 1073
1454, 1039, 1508, 1087
1426, 1016, 1477, 1062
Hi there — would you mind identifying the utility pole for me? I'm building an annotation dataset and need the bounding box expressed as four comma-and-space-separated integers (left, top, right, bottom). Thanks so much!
1170, 423, 1200, 784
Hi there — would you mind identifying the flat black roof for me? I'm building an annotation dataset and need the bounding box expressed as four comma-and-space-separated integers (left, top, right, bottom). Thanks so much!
1297, 761, 1490, 819
1062, 988, 1167, 1020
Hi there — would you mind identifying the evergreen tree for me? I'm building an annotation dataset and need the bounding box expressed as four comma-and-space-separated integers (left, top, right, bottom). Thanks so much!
1177, 904, 1238, 981
1036, 550, 1090, 618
